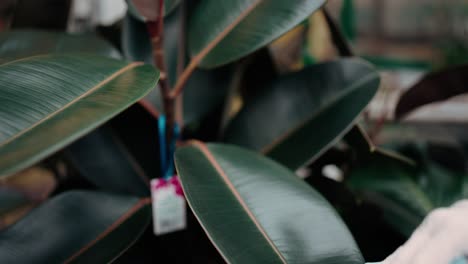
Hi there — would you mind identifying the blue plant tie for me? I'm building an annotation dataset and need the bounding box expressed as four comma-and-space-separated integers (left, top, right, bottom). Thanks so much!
158, 115, 180, 180
158, 115, 167, 178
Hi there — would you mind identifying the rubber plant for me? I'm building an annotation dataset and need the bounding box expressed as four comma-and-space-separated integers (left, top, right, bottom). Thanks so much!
0, 0, 397, 263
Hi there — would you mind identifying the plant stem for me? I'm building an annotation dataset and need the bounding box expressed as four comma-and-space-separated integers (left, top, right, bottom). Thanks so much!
175, 0, 187, 125
323, 9, 353, 57
169, 57, 199, 99
176, 1, 187, 79
147, 0, 175, 142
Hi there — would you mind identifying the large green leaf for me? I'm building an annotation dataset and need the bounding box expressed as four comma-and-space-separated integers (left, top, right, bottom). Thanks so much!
224, 59, 380, 170
175, 142, 363, 264
0, 54, 159, 177
0, 191, 151, 263
0, 30, 120, 63
127, 0, 181, 21
188, 0, 325, 68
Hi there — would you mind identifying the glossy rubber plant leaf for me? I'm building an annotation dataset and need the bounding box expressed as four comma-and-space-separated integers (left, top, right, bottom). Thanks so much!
122, 10, 234, 126
65, 126, 150, 197
0, 30, 120, 63
224, 58, 380, 170
395, 64, 468, 119
0, 31, 152, 196
127, 0, 180, 21
175, 141, 363, 264
0, 191, 151, 263
0, 54, 159, 177
188, 0, 326, 68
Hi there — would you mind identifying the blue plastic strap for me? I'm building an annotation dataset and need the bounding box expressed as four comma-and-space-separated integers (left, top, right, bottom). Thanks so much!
158, 115, 180, 180
158, 115, 167, 178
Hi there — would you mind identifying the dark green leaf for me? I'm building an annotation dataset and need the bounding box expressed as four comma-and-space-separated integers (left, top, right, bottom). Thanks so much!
224, 59, 380, 170
0, 30, 120, 63
0, 54, 159, 177
175, 142, 363, 264
65, 126, 150, 196
395, 64, 468, 119
0, 191, 151, 263
188, 0, 326, 68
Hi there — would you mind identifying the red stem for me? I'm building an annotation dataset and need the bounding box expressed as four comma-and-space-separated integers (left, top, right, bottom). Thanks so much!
175, 0, 187, 125
146, 0, 175, 142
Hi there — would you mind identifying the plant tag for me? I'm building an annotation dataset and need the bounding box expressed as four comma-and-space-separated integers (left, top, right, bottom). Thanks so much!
151, 176, 186, 235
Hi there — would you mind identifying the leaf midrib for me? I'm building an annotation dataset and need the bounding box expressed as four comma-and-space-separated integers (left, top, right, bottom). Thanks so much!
0, 54, 50, 68
189, 141, 287, 263
262, 71, 379, 154
171, 0, 263, 96
64, 197, 151, 263
191, 0, 263, 63
0, 61, 143, 148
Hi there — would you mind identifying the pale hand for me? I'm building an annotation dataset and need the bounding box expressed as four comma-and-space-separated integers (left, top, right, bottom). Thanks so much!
383, 200, 468, 264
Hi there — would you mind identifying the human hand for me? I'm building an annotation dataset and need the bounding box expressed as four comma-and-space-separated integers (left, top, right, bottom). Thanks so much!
382, 200, 468, 264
